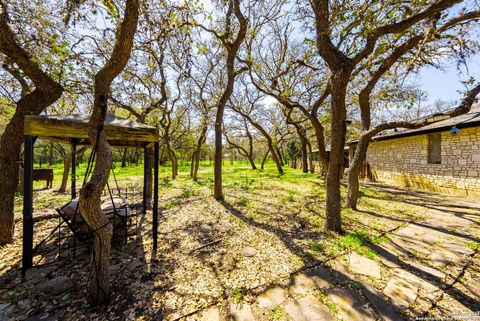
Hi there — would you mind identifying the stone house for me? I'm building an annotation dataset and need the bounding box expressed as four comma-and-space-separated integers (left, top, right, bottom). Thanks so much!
347, 106, 480, 197
307, 146, 350, 174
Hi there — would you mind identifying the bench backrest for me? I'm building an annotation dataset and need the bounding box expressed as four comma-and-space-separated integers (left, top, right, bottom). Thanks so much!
33, 168, 54, 181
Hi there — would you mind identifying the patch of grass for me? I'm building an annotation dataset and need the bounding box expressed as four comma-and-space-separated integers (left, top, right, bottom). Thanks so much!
246, 211, 257, 221
331, 230, 378, 259
164, 198, 179, 208
235, 196, 249, 207
308, 242, 325, 254
371, 234, 389, 244
269, 306, 285, 320
335, 231, 369, 250
283, 274, 292, 282
231, 288, 245, 302
466, 241, 480, 251
7, 293, 20, 305
410, 249, 421, 258
160, 178, 172, 187
241, 174, 255, 191
314, 289, 337, 314
286, 191, 295, 202
181, 187, 196, 198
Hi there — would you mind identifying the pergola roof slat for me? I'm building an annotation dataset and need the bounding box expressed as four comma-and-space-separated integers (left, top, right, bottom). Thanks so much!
24, 114, 159, 146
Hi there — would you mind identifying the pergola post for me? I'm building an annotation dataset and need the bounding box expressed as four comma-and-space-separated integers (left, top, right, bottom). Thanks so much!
143, 145, 147, 215
22, 135, 35, 275
71, 141, 76, 199
153, 141, 159, 249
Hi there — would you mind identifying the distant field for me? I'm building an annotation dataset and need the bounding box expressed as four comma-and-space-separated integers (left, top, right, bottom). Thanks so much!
31, 159, 264, 190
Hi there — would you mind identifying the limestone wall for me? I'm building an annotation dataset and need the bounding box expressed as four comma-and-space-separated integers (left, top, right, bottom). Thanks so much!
366, 126, 480, 197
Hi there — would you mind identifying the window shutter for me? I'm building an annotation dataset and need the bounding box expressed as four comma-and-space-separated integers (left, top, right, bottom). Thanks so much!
428, 133, 441, 164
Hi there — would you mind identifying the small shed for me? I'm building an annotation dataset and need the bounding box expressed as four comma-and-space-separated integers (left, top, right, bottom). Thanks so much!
22, 113, 160, 273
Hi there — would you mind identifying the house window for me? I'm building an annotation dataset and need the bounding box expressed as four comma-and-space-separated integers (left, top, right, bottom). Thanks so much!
428, 133, 441, 164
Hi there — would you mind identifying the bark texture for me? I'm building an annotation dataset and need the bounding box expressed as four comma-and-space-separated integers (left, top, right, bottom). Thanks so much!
231, 107, 284, 174
58, 145, 86, 193
310, 0, 460, 232
261, 149, 269, 170
78, 0, 139, 304
213, 0, 248, 200
58, 152, 72, 193
191, 124, 207, 181
324, 69, 350, 233
0, 1, 63, 244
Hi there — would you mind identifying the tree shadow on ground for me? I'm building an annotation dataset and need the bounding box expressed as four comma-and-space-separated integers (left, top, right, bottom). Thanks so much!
220, 201, 404, 320
357, 208, 480, 243
220, 198, 480, 319
356, 184, 480, 243
0, 192, 169, 320
367, 241, 480, 312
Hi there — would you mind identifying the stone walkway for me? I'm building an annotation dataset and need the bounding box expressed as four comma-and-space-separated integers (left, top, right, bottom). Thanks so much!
188, 185, 480, 321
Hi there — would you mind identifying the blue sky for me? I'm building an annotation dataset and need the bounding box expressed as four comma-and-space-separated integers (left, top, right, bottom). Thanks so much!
413, 54, 480, 105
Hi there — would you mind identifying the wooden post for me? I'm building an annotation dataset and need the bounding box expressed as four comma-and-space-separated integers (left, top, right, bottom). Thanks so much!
22, 135, 34, 275
71, 142, 76, 200
143, 145, 147, 215
153, 141, 159, 249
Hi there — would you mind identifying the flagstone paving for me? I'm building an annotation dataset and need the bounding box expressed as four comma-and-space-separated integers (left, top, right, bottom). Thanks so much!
190, 184, 479, 321
348, 252, 381, 278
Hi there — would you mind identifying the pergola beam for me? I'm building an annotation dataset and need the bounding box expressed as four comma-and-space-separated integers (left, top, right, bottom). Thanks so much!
24, 114, 159, 147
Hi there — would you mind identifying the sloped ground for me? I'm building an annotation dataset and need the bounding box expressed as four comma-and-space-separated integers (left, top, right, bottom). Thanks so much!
0, 164, 478, 321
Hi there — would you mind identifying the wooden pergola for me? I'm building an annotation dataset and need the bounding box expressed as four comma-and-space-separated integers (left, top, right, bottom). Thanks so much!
22, 113, 160, 273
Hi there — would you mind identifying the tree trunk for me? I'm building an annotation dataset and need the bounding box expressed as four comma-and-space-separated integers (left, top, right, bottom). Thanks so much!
346, 132, 371, 209
58, 146, 86, 194
58, 152, 72, 193
171, 150, 178, 179
190, 151, 195, 178
213, 0, 247, 200
79, 131, 113, 305
191, 125, 206, 181
325, 71, 349, 234
261, 149, 269, 170
268, 140, 284, 174
232, 111, 283, 174
48, 145, 53, 166
214, 106, 224, 199
165, 140, 177, 180
121, 148, 127, 168
275, 146, 284, 167
247, 156, 256, 170
306, 140, 315, 173
17, 165, 24, 194
309, 117, 329, 173
245, 122, 256, 170
78, 0, 139, 304
300, 138, 308, 173
0, 6, 63, 244
193, 152, 201, 180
